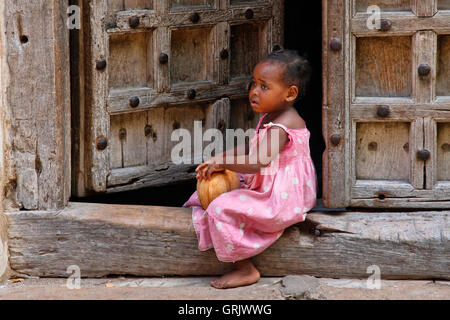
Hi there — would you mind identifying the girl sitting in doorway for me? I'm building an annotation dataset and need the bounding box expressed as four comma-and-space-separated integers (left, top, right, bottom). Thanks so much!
183, 49, 318, 289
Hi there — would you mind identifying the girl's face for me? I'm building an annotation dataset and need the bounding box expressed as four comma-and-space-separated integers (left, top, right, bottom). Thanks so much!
249, 61, 297, 114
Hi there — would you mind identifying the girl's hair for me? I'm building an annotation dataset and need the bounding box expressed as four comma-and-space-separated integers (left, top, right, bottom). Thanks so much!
259, 49, 312, 100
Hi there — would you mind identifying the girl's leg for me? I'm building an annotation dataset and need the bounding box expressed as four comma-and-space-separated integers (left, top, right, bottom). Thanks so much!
210, 259, 261, 289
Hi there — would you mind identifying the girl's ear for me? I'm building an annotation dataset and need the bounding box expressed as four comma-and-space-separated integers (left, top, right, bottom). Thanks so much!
286, 85, 299, 103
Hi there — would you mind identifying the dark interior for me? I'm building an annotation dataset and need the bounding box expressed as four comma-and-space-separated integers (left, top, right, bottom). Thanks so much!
71, 0, 324, 206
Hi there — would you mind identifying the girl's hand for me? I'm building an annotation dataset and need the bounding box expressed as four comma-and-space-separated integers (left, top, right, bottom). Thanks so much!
195, 158, 225, 181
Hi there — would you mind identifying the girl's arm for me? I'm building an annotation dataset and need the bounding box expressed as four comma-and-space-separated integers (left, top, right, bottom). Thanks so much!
196, 127, 289, 180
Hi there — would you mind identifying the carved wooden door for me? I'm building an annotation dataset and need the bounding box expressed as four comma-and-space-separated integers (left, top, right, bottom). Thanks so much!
72, 0, 284, 196
323, 0, 450, 208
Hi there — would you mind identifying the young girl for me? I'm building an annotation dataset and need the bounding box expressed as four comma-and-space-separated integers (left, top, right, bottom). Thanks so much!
182, 50, 318, 289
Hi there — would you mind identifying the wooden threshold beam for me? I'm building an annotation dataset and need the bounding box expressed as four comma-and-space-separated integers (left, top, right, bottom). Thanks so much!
5, 202, 449, 280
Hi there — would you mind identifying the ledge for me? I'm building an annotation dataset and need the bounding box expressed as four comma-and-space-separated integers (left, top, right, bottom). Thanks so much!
5, 202, 450, 279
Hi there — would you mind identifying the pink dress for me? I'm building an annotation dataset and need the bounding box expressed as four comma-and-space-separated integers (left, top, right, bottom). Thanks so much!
182, 112, 318, 263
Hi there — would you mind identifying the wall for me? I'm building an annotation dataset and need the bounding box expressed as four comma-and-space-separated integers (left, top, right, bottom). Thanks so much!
0, 0, 71, 211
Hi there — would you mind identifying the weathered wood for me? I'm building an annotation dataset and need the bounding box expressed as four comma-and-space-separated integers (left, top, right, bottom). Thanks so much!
436, 122, 450, 181
107, 80, 248, 114
0, 213, 9, 282
342, 0, 450, 208
437, 35, 450, 97
322, 0, 349, 208
412, 0, 437, 17
113, 6, 273, 30
107, 163, 197, 192
351, 11, 450, 36
86, 0, 111, 193
355, 36, 412, 97
5, 203, 450, 279
354, 122, 411, 180
354, 0, 411, 13
413, 31, 436, 104
75, 0, 283, 196
0, 0, 71, 210
439, 0, 450, 10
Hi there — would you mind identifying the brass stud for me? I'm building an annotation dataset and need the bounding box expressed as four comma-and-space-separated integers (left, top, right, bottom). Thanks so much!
220, 49, 229, 60
96, 136, 108, 150
159, 53, 169, 64
442, 143, 450, 152
330, 39, 342, 51
96, 58, 107, 70
417, 149, 431, 161
379, 19, 392, 31
189, 12, 200, 23
330, 134, 341, 146
245, 8, 254, 19
187, 89, 197, 100
418, 64, 431, 77
129, 96, 140, 108
129, 16, 140, 29
376, 105, 390, 118
272, 44, 282, 52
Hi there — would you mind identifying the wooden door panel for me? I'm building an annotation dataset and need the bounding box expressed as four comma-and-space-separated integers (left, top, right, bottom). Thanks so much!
437, 35, 450, 97
354, 0, 411, 12
230, 23, 264, 79
170, 27, 213, 85
438, 0, 450, 10
170, 0, 215, 10
436, 123, 450, 181
110, 111, 148, 169
324, 0, 450, 208
355, 37, 412, 98
109, 32, 153, 90
230, 98, 260, 131
74, 0, 284, 195
355, 122, 411, 181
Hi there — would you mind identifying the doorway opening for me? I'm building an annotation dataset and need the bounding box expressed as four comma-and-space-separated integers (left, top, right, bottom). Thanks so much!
71, 1, 325, 206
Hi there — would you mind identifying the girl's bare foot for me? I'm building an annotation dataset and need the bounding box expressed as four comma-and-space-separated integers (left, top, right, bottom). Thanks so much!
210, 259, 260, 289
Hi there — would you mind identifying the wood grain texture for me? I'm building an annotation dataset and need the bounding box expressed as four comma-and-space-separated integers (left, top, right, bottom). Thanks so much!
230, 23, 262, 79
355, 122, 411, 180
5, 203, 450, 279
436, 122, 450, 181
322, 0, 349, 208
351, 12, 450, 36
170, 27, 212, 84
84, 0, 111, 193
109, 32, 153, 90
412, 31, 436, 104
439, 0, 450, 10
437, 35, 450, 97
354, 0, 411, 13
412, 0, 437, 17
355, 36, 412, 97
1, 0, 71, 210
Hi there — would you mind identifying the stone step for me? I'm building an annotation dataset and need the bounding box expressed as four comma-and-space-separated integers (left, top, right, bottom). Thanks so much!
0, 276, 449, 300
